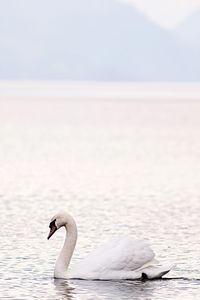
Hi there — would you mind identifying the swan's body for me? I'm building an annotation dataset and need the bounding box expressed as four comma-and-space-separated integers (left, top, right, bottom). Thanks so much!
48, 212, 172, 280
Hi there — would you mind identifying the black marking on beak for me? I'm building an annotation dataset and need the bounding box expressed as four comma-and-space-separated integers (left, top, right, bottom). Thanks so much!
47, 219, 57, 239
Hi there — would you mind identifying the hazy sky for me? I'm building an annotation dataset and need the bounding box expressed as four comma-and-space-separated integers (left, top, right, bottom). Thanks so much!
124, 0, 200, 28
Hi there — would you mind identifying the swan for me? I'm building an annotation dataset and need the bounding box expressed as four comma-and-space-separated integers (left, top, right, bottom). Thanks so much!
47, 212, 172, 280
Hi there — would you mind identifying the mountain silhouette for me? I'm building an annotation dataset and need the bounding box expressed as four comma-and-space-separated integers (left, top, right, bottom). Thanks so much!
175, 11, 200, 48
0, 0, 199, 80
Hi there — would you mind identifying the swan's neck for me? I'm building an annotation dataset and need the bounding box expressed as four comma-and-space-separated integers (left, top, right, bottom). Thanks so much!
54, 219, 77, 278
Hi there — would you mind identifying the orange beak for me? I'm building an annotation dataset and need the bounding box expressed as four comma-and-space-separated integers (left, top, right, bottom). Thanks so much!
47, 224, 57, 240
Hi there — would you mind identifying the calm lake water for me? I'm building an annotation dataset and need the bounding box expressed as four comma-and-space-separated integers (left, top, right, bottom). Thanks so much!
1, 90, 200, 299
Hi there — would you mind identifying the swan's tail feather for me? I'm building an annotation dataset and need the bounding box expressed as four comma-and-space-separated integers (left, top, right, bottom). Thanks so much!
139, 263, 174, 280
141, 269, 170, 280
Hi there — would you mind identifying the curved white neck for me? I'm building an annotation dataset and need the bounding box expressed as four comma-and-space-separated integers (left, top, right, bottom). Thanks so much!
54, 219, 77, 279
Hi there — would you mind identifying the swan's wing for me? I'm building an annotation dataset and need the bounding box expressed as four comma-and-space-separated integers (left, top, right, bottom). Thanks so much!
72, 236, 155, 277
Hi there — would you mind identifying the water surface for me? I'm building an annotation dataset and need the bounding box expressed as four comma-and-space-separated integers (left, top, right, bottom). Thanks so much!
0, 93, 200, 299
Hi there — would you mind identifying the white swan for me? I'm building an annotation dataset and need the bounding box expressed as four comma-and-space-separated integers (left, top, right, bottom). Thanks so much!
47, 212, 172, 280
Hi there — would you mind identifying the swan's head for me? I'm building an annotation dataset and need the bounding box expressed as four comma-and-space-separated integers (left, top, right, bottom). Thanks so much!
47, 212, 75, 239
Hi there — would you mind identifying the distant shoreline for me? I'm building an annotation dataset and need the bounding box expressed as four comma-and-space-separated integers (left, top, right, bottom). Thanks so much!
0, 81, 200, 101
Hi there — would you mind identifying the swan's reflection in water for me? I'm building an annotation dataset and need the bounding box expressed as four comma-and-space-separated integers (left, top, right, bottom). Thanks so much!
54, 278, 155, 300
54, 279, 75, 300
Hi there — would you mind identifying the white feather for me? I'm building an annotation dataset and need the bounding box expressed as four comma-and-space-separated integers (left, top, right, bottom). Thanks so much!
49, 212, 172, 280
70, 237, 155, 279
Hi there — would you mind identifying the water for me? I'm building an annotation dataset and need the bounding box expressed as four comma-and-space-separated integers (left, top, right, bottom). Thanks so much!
1, 88, 200, 299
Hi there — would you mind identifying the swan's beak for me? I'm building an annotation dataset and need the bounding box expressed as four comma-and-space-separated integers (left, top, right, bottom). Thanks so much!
47, 225, 57, 239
